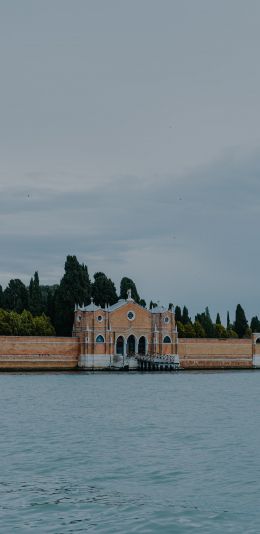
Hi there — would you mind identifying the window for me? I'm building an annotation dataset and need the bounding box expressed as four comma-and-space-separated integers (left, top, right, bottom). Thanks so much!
164, 316, 169, 323
163, 335, 171, 343
127, 311, 135, 321
97, 315, 103, 322
96, 335, 105, 343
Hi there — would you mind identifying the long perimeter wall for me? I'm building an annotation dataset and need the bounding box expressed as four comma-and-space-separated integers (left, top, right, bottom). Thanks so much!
178, 338, 253, 368
0, 336, 80, 370
0, 336, 256, 370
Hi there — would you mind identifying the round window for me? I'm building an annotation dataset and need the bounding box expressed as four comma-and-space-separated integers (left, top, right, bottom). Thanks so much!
164, 316, 169, 323
97, 315, 103, 322
127, 311, 135, 321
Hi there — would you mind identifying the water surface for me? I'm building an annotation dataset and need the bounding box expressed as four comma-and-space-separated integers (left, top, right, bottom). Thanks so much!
0, 371, 259, 533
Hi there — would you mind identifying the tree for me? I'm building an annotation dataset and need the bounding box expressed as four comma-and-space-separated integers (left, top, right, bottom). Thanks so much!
182, 306, 190, 325
227, 328, 238, 338
184, 323, 195, 338
215, 324, 227, 338
92, 272, 118, 308
234, 304, 248, 338
28, 272, 42, 316
227, 311, 230, 329
196, 308, 214, 337
174, 305, 182, 323
216, 313, 221, 325
34, 314, 55, 336
168, 303, 173, 311
176, 321, 185, 337
0, 285, 3, 308
120, 277, 140, 303
140, 299, 146, 308
149, 301, 157, 310
3, 279, 28, 313
250, 316, 260, 333
54, 256, 92, 335
193, 320, 206, 337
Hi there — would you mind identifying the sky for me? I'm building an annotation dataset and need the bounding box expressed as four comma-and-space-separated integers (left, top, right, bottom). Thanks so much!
0, 0, 260, 320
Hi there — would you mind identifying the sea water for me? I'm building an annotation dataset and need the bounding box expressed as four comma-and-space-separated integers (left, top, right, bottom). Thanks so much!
0, 371, 260, 533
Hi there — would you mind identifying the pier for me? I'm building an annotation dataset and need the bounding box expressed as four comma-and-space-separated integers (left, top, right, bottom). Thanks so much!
136, 354, 180, 371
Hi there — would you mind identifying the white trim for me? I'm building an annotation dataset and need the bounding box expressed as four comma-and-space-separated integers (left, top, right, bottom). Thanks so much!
127, 310, 135, 321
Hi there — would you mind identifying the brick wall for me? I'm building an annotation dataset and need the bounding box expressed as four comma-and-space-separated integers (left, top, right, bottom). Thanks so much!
0, 337, 80, 370
178, 338, 253, 368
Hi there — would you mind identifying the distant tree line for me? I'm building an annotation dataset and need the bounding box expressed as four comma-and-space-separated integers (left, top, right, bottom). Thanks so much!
0, 256, 146, 336
173, 304, 260, 339
0, 254, 259, 338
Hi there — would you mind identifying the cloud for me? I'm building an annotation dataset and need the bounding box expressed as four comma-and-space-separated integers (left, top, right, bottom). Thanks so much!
1, 147, 260, 318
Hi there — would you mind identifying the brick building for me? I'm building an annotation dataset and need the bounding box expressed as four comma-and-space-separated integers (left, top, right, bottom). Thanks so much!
73, 290, 178, 369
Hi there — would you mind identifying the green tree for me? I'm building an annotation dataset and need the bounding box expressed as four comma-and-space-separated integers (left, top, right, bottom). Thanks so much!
227, 311, 230, 329
176, 321, 185, 337
0, 309, 12, 334
0, 285, 3, 308
3, 279, 28, 313
149, 301, 157, 310
34, 314, 55, 336
119, 277, 140, 303
193, 320, 206, 337
250, 316, 260, 333
139, 299, 146, 308
54, 255, 92, 335
182, 306, 190, 325
196, 308, 214, 337
92, 272, 118, 308
184, 323, 195, 338
28, 272, 42, 316
215, 324, 228, 338
227, 328, 238, 338
216, 313, 221, 325
234, 304, 248, 338
168, 302, 173, 311
174, 305, 182, 323
19, 310, 36, 335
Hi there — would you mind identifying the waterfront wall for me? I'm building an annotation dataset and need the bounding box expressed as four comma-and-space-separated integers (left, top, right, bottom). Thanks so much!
178, 338, 253, 368
0, 335, 256, 370
0, 337, 80, 370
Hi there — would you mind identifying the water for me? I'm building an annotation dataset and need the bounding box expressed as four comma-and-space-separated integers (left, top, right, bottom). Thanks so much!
0, 371, 260, 533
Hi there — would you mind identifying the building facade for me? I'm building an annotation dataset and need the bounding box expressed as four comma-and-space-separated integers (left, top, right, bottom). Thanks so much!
72, 290, 178, 369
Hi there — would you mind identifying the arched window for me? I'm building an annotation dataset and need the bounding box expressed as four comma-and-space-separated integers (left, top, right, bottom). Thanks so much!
96, 335, 105, 343
163, 335, 171, 343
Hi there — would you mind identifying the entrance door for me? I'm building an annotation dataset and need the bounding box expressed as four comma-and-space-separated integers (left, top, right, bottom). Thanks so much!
127, 335, 136, 356
116, 336, 124, 355
138, 336, 146, 355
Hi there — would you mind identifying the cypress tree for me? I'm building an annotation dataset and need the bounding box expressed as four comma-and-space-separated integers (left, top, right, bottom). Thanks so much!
216, 313, 221, 325
234, 304, 248, 338
54, 256, 91, 335
119, 277, 140, 303
4, 279, 29, 313
28, 272, 42, 316
250, 316, 260, 333
174, 305, 182, 323
182, 306, 190, 325
227, 311, 230, 329
92, 272, 118, 308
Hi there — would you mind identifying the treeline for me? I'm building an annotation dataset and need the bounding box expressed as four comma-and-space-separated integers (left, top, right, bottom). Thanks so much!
0, 310, 55, 336
0, 254, 259, 338
0, 255, 145, 336
173, 305, 260, 339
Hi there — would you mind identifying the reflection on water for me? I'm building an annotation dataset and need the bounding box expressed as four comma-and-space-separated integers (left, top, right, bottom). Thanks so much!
0, 371, 259, 533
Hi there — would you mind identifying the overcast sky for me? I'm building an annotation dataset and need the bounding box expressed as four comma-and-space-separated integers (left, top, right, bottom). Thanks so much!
1, 0, 260, 320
